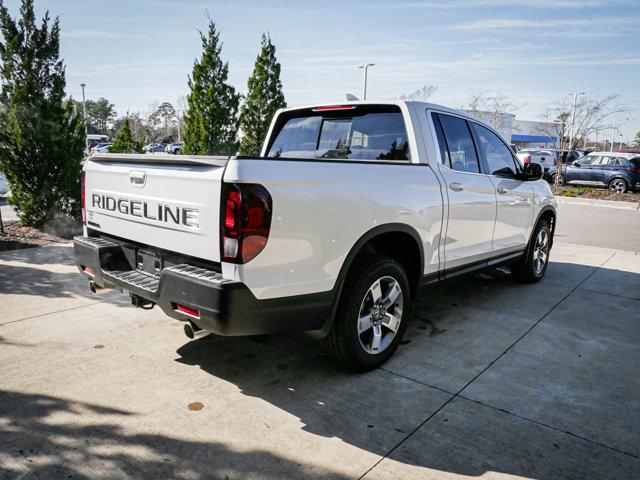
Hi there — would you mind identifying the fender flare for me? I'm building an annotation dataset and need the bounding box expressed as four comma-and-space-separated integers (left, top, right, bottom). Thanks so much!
306, 223, 424, 339
532, 205, 557, 249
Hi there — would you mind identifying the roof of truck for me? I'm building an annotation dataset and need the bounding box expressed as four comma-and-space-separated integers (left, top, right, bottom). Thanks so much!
279, 100, 467, 118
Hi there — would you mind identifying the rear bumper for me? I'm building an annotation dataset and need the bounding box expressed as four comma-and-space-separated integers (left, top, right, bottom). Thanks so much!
74, 236, 333, 336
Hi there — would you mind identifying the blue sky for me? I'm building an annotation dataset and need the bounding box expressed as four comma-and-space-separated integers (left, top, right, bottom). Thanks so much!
5, 0, 640, 140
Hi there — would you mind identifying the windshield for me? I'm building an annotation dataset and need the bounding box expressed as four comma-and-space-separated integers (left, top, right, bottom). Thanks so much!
267, 106, 410, 161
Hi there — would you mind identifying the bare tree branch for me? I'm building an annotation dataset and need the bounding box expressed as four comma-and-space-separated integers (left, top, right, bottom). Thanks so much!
399, 85, 438, 102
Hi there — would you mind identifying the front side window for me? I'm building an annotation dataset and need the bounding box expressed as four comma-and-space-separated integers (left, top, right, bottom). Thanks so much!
267, 109, 410, 161
473, 123, 519, 176
578, 156, 596, 165
435, 113, 480, 173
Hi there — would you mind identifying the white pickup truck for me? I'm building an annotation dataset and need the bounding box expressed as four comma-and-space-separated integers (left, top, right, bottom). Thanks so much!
75, 101, 556, 371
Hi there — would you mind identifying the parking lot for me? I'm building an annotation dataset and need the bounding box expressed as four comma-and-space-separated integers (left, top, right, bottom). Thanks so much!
1, 202, 639, 479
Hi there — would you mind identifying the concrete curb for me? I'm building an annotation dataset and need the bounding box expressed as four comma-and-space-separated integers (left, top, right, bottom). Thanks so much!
556, 195, 640, 211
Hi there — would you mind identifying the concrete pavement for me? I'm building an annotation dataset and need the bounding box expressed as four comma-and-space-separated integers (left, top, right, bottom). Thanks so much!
0, 197, 17, 223
555, 202, 640, 252
1, 241, 639, 479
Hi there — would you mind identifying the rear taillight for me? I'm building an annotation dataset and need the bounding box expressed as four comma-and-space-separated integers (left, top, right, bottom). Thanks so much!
523, 155, 531, 164
81, 173, 86, 225
631, 167, 640, 174
220, 183, 272, 264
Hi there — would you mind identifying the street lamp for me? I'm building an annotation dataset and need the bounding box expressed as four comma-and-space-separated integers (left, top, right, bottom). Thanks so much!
610, 117, 630, 152
357, 63, 375, 100
568, 92, 585, 150
80, 83, 88, 151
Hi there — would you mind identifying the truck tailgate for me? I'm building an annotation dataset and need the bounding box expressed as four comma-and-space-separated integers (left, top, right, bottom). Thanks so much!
84, 154, 227, 262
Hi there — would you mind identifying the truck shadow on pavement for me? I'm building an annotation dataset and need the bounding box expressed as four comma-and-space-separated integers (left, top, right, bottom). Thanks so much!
172, 261, 640, 479
0, 390, 351, 479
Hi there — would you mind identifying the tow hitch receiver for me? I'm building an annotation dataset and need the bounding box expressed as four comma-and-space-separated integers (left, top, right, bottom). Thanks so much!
131, 294, 155, 310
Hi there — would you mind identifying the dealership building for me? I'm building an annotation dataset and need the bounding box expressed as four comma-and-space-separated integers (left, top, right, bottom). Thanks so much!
464, 111, 558, 149
511, 120, 558, 149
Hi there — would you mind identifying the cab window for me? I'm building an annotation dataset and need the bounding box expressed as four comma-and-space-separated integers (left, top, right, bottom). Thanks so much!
267, 106, 410, 161
472, 123, 520, 176
434, 113, 480, 173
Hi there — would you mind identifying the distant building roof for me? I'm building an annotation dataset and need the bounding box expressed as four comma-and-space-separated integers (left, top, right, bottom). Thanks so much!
511, 134, 558, 143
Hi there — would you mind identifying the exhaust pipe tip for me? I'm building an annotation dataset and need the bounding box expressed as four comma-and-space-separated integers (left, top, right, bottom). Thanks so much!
184, 321, 210, 340
89, 281, 113, 296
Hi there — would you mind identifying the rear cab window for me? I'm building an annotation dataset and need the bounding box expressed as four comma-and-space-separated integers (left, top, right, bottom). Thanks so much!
266, 105, 411, 161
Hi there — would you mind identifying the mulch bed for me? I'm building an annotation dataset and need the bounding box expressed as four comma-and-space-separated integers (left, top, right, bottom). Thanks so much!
551, 186, 640, 203
0, 221, 71, 252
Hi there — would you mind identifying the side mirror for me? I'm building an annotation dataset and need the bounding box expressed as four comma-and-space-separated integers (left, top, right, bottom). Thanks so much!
520, 162, 543, 181
573, 162, 580, 167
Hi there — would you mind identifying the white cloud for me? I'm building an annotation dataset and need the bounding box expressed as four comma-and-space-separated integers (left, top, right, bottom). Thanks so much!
372, 0, 627, 9
63, 30, 148, 39
449, 15, 637, 31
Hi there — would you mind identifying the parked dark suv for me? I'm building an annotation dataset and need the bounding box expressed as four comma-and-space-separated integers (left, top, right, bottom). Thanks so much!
549, 152, 640, 192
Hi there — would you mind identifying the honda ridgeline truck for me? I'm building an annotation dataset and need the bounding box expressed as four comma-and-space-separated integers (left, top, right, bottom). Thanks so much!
75, 101, 556, 371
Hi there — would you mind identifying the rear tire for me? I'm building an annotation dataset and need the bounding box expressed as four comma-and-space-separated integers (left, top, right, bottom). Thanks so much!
608, 178, 627, 193
322, 255, 411, 372
512, 220, 551, 283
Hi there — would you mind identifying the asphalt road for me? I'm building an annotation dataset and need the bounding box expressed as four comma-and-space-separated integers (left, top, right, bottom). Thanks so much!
555, 202, 640, 252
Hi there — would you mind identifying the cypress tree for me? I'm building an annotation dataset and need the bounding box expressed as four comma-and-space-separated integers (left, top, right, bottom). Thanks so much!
238, 34, 286, 157
183, 18, 240, 156
0, 0, 85, 227
110, 118, 143, 153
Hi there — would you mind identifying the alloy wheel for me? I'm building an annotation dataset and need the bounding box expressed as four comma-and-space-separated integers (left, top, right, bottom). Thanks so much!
533, 229, 549, 275
609, 179, 626, 193
357, 276, 403, 355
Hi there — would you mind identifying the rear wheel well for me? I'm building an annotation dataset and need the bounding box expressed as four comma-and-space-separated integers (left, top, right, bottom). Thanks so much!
349, 231, 422, 297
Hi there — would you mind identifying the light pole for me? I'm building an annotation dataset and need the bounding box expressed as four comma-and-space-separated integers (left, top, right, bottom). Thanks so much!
568, 92, 585, 151
357, 63, 374, 100
176, 110, 181, 142
80, 83, 88, 151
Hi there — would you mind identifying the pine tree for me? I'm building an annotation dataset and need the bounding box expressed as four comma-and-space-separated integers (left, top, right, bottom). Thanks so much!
110, 118, 143, 153
238, 34, 286, 157
183, 18, 240, 156
0, 0, 85, 227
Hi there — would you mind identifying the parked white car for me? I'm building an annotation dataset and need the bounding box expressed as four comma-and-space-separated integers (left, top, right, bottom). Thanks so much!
91, 143, 112, 154
0, 172, 9, 196
517, 148, 559, 173
75, 100, 556, 371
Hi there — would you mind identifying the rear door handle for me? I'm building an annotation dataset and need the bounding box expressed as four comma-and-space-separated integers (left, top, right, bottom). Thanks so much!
497, 185, 508, 194
449, 182, 464, 192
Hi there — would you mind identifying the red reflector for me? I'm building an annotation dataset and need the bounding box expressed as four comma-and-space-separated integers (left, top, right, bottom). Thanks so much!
177, 304, 200, 319
312, 105, 356, 112
84, 266, 95, 276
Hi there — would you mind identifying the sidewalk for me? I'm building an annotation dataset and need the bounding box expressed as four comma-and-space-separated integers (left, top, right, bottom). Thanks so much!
556, 195, 640, 211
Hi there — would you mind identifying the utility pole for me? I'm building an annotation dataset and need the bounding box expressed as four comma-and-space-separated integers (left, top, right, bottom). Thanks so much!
568, 92, 585, 151
610, 120, 617, 152
176, 110, 181, 142
80, 83, 88, 152
357, 63, 374, 100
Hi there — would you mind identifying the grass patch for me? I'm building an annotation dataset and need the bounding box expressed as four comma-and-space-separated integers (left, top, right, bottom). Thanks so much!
551, 185, 639, 202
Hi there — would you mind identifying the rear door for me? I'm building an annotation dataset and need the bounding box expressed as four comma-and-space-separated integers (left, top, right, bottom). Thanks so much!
84, 155, 227, 262
430, 112, 496, 270
471, 123, 533, 252
598, 156, 623, 185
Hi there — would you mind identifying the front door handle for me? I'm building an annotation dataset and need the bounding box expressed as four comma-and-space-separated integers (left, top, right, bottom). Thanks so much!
449, 182, 464, 192
497, 185, 508, 194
